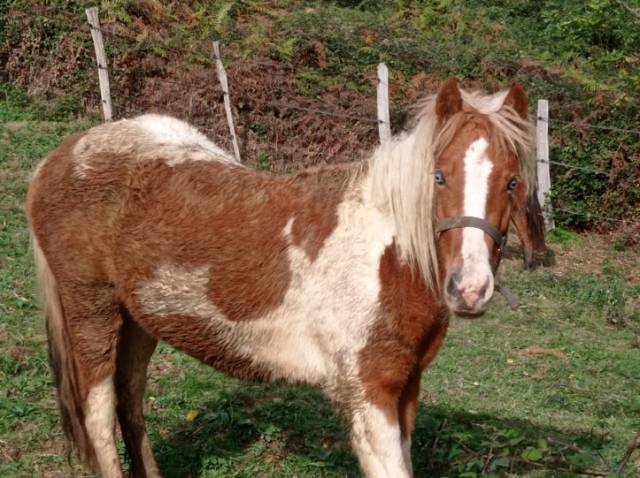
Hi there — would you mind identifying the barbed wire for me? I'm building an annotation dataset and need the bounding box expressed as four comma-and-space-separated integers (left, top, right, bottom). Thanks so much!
538, 116, 640, 136
91, 26, 215, 63
89, 28, 381, 126
18, 14, 640, 138
87, 24, 136, 42
269, 102, 379, 124
543, 207, 640, 227
537, 159, 610, 176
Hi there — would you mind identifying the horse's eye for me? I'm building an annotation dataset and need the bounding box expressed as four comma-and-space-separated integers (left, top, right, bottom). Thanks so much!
434, 171, 446, 186
507, 177, 518, 191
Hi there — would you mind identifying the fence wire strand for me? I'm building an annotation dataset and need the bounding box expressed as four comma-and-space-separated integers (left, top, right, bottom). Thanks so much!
269, 102, 378, 124
538, 116, 640, 136
537, 159, 610, 176
543, 208, 640, 228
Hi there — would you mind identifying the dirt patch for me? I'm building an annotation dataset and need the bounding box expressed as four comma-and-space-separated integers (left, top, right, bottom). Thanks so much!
550, 233, 640, 286
519, 346, 567, 359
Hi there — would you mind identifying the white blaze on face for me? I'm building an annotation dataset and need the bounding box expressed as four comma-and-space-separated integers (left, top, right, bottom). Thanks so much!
460, 137, 494, 302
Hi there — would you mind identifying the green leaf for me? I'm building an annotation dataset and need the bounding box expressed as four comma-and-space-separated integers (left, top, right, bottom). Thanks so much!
508, 436, 525, 446
521, 446, 543, 461
447, 444, 462, 460
537, 438, 549, 451
459, 472, 477, 478
490, 457, 511, 470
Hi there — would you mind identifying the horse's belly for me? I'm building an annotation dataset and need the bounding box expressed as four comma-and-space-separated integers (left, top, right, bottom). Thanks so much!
205, 291, 379, 386
128, 259, 381, 386
132, 303, 366, 387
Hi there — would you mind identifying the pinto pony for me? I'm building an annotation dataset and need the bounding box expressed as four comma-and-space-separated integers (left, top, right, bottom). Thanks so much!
27, 78, 534, 477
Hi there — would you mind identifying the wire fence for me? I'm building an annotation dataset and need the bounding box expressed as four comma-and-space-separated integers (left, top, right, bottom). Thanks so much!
537, 159, 609, 177
268, 102, 380, 124
16, 9, 640, 230
553, 207, 637, 225
538, 116, 640, 136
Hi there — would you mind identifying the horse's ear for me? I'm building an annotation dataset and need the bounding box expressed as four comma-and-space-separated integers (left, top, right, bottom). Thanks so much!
502, 81, 528, 119
436, 77, 462, 122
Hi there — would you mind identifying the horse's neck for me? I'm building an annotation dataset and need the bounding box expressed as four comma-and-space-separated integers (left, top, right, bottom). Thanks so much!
290, 162, 366, 208
364, 126, 439, 289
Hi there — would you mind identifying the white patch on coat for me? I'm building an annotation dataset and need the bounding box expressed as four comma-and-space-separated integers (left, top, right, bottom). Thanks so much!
84, 377, 123, 478
459, 137, 494, 300
351, 403, 412, 477
136, 264, 217, 319
282, 217, 295, 238
135, 189, 396, 389
402, 437, 413, 477
136, 115, 220, 153
72, 114, 237, 177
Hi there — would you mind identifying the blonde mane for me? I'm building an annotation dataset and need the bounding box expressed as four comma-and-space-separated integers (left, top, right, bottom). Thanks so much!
367, 86, 535, 288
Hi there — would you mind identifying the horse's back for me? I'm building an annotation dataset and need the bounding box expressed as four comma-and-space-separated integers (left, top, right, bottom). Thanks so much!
27, 116, 235, 281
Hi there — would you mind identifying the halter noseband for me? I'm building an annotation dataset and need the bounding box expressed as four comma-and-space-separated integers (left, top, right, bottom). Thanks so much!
436, 216, 507, 253
436, 216, 519, 309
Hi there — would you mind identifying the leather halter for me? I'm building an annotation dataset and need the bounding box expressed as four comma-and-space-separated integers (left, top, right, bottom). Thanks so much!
436, 216, 507, 252
436, 216, 517, 309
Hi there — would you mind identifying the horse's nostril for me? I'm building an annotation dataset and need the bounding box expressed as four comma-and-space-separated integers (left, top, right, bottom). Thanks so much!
478, 279, 489, 299
446, 271, 461, 299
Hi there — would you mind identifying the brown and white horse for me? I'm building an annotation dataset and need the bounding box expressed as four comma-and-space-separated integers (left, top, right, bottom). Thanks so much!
27, 78, 534, 477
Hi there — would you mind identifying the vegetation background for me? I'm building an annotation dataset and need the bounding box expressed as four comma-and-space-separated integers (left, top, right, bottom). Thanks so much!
2, 0, 639, 228
1, 0, 639, 477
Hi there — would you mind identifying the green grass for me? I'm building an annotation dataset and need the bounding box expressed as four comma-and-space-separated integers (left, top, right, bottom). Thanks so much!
1, 95, 639, 477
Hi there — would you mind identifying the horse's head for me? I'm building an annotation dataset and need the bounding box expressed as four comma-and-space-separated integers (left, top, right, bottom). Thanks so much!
433, 78, 531, 316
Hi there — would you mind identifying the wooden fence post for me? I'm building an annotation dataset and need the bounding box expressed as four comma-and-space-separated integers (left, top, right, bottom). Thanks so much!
536, 99, 555, 231
377, 63, 391, 144
85, 7, 113, 121
212, 41, 241, 162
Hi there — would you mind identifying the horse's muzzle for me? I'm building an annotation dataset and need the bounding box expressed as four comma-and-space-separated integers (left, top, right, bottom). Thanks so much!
444, 269, 494, 316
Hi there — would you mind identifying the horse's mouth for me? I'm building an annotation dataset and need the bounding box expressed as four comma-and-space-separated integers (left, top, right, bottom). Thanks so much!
445, 296, 490, 318
451, 308, 487, 319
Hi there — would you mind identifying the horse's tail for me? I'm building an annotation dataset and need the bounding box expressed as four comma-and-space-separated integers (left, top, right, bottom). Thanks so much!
527, 188, 547, 252
31, 232, 96, 467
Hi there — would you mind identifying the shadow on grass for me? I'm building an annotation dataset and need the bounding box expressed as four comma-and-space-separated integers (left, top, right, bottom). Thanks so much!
152, 381, 616, 478
152, 380, 358, 477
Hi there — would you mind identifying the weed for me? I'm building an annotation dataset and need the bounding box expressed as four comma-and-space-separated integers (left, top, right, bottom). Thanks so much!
256, 151, 271, 171
546, 227, 580, 246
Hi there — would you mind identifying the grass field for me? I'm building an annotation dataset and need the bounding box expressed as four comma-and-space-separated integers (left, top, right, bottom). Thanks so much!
1, 103, 639, 476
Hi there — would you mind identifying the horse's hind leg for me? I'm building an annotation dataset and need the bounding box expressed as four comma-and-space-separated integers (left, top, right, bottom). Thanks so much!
84, 375, 122, 478
61, 285, 124, 477
115, 314, 160, 478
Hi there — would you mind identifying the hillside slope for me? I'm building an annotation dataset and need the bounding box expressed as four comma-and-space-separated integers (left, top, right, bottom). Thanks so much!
1, 0, 639, 229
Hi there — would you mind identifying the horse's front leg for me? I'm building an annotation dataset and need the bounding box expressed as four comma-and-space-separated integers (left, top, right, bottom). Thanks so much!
350, 399, 411, 478
347, 360, 429, 476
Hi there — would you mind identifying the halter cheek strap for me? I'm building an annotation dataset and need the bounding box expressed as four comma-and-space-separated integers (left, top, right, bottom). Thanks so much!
436, 216, 507, 252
